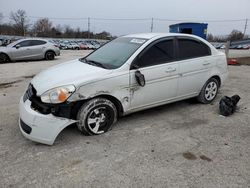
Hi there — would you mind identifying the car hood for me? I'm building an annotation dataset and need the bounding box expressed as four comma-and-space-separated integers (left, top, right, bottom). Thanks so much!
31, 59, 112, 95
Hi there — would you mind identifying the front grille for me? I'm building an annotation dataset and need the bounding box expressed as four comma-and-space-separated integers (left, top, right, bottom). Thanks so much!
23, 84, 36, 102
20, 119, 32, 134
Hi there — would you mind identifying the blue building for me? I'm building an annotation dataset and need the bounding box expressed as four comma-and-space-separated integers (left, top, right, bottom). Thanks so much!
169, 22, 208, 39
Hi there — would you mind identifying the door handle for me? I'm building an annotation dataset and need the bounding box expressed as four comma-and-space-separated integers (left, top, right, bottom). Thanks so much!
165, 67, 176, 73
26, 48, 30, 50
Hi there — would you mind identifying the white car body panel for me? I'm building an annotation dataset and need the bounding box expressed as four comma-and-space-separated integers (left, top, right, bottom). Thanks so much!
19, 33, 228, 145
19, 99, 76, 145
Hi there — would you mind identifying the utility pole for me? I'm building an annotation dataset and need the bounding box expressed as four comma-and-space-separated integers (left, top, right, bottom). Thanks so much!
88, 17, 90, 39
243, 18, 248, 37
150, 18, 154, 32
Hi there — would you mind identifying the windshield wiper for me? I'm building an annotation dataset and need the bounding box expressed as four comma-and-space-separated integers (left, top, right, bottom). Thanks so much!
84, 59, 107, 69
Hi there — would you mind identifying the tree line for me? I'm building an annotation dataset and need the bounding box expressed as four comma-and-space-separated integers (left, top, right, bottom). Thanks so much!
207, 30, 247, 42
0, 10, 113, 39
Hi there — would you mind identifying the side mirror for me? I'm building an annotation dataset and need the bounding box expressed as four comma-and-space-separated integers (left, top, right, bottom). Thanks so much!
15, 44, 20, 49
135, 70, 145, 87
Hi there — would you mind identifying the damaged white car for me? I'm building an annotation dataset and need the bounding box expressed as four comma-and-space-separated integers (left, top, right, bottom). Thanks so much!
19, 33, 228, 145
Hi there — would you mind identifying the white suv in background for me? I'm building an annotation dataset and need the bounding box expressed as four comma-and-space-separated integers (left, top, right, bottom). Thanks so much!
0, 38, 60, 63
19, 33, 228, 145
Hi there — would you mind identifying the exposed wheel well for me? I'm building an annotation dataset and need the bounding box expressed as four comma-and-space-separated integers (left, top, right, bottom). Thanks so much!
210, 75, 221, 87
70, 95, 124, 120
97, 95, 124, 117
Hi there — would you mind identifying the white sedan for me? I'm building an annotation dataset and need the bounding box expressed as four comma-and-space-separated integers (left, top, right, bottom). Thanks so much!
19, 33, 228, 145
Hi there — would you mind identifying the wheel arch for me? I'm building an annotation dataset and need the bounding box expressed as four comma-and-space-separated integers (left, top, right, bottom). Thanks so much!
44, 50, 56, 57
210, 75, 221, 87
70, 94, 124, 119
0, 52, 11, 61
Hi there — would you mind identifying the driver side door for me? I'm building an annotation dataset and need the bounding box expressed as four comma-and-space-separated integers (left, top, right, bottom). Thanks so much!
129, 38, 179, 111
11, 40, 33, 60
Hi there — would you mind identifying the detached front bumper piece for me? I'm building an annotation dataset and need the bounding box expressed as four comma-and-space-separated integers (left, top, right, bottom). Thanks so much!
19, 98, 76, 145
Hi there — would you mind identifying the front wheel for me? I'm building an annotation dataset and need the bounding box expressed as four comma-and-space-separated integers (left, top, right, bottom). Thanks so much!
0, 53, 9, 63
197, 78, 219, 104
77, 98, 117, 135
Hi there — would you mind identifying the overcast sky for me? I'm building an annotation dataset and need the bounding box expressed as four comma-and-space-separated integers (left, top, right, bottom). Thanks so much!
0, 0, 249, 36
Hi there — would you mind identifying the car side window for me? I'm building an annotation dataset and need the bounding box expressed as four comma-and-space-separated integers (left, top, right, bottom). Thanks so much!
16, 40, 31, 47
178, 38, 211, 60
137, 39, 174, 68
30, 40, 46, 46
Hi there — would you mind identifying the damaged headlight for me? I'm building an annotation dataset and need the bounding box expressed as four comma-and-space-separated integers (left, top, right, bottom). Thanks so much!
41, 85, 75, 104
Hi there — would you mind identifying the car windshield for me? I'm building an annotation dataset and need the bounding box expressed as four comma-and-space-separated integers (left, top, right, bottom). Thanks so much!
80, 37, 147, 69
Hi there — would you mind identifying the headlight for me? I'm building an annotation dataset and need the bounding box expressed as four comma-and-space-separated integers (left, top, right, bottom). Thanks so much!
41, 85, 75, 104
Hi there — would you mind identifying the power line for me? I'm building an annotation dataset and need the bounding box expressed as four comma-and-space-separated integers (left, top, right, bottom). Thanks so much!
154, 18, 247, 22
29, 16, 88, 20
92, 18, 150, 21
3, 14, 248, 23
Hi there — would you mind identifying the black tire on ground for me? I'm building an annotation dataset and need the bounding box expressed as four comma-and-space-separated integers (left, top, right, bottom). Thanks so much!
0, 53, 9, 63
45, 51, 55, 60
197, 78, 219, 104
77, 98, 117, 135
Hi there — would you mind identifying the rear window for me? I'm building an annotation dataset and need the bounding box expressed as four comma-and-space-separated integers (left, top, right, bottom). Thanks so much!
30, 40, 46, 46
178, 38, 211, 60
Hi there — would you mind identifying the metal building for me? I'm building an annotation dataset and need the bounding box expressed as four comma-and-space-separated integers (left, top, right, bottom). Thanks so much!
169, 22, 208, 39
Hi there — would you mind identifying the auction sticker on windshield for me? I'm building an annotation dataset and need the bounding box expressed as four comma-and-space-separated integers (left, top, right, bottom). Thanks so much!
130, 39, 146, 44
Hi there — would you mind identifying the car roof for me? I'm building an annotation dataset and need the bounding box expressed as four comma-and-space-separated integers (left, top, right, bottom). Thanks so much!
122, 32, 203, 40
16, 38, 48, 42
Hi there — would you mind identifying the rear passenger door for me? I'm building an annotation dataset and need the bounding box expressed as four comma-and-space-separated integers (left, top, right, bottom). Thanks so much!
29, 40, 47, 59
176, 37, 212, 97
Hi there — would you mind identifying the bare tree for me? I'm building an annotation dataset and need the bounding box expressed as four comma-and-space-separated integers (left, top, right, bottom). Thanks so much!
228, 30, 244, 41
10, 9, 29, 36
33, 18, 52, 37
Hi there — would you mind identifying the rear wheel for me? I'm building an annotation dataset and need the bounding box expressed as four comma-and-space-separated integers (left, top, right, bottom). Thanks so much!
197, 78, 219, 104
45, 51, 55, 60
0, 53, 9, 63
77, 98, 117, 135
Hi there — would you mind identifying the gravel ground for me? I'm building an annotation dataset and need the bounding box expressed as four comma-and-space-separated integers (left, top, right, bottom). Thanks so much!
0, 50, 250, 188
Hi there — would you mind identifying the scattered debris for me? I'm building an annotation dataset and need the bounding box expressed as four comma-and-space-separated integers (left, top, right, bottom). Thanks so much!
0, 80, 22, 89
23, 74, 35, 79
219, 95, 241, 116
183, 152, 197, 160
200, 155, 212, 162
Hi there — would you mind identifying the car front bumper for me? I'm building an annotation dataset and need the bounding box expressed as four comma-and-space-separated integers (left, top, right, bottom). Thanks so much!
19, 97, 76, 145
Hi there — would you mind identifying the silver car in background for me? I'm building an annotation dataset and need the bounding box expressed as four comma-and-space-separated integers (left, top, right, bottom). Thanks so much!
0, 38, 60, 63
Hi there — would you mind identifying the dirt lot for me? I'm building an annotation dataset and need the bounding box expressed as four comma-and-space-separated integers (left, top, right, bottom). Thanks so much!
0, 50, 250, 187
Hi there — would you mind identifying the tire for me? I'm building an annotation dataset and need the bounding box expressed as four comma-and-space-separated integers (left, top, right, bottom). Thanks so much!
0, 53, 9, 63
77, 98, 117, 135
45, 51, 55, 60
197, 78, 219, 104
